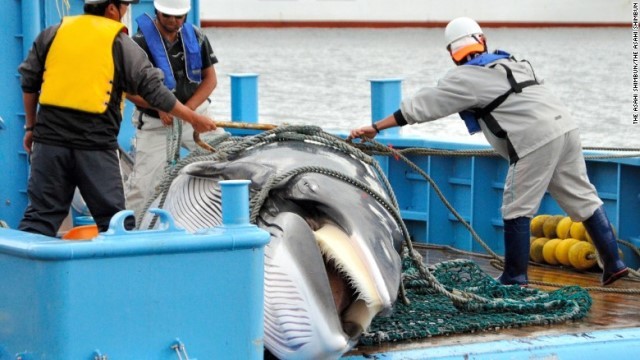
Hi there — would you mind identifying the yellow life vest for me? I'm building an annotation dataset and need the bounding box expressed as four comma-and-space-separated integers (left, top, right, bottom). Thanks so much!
39, 15, 125, 114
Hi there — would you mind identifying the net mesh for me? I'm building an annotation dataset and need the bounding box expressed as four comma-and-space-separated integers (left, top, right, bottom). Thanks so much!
155, 126, 593, 347
359, 256, 592, 345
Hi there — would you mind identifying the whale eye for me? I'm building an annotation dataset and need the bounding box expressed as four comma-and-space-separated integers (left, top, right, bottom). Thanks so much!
302, 179, 319, 192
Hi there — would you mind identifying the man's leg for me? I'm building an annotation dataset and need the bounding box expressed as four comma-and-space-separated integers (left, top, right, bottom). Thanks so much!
19, 143, 75, 237
498, 217, 531, 286
125, 113, 168, 221
76, 148, 131, 232
548, 130, 628, 285
582, 207, 628, 285
499, 138, 565, 285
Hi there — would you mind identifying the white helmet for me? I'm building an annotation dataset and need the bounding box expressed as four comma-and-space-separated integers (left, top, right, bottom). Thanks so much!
444, 17, 486, 63
154, 0, 191, 16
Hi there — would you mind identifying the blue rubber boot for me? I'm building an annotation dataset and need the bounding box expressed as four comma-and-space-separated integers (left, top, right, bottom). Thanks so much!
497, 217, 531, 286
582, 206, 629, 286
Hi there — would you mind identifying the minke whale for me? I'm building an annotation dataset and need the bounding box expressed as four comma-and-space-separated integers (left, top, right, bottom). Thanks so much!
142, 131, 404, 359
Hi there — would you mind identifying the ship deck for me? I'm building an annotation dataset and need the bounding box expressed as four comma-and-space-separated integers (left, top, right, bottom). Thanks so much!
344, 244, 640, 359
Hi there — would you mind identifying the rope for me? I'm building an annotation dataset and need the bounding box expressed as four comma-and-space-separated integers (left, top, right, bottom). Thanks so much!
346, 137, 596, 312
351, 137, 640, 289
361, 257, 591, 345
357, 144, 640, 160
140, 126, 633, 344
56, 0, 70, 18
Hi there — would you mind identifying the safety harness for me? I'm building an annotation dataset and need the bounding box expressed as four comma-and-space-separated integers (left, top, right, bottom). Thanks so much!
459, 50, 540, 163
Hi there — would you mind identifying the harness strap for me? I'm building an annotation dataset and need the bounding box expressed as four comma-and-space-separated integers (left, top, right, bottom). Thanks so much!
474, 62, 540, 163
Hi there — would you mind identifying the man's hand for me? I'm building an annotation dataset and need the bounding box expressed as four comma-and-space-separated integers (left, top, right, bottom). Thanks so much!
23, 131, 34, 154
159, 111, 174, 126
347, 125, 378, 141
170, 101, 217, 133
190, 113, 217, 133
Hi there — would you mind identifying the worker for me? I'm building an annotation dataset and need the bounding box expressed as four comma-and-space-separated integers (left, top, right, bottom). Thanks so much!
125, 0, 224, 222
18, 0, 217, 236
348, 17, 628, 286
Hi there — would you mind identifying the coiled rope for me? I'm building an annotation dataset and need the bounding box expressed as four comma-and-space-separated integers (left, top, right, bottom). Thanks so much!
144, 126, 598, 328
350, 137, 640, 294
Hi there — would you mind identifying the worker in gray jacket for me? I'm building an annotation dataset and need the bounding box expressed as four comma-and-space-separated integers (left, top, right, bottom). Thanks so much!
18, 0, 217, 236
348, 17, 628, 286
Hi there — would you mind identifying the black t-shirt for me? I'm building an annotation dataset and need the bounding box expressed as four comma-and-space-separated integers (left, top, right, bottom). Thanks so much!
132, 24, 217, 108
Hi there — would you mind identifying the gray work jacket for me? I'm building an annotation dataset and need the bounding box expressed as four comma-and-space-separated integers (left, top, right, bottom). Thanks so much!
400, 57, 578, 160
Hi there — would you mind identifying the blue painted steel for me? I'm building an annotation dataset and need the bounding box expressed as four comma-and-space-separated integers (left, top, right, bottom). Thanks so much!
0, 0, 32, 228
229, 73, 260, 136
221, 180, 252, 225
21, 0, 41, 59
230, 73, 259, 123
365, 134, 640, 269
343, 327, 640, 359
370, 78, 402, 136
0, 208, 269, 359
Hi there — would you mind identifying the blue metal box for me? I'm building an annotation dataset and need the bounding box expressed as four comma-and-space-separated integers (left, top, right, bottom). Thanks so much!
0, 210, 270, 360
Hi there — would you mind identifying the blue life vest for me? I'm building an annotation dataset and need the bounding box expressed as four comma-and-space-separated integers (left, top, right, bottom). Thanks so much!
459, 50, 512, 134
136, 14, 202, 90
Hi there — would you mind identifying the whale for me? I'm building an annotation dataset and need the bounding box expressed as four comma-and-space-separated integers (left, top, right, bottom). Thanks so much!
141, 131, 404, 359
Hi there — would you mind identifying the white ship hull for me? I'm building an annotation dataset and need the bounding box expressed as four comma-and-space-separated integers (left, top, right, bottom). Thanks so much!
201, 0, 627, 27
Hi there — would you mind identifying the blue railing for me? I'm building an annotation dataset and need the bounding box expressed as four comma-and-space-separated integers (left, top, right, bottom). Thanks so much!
225, 74, 640, 268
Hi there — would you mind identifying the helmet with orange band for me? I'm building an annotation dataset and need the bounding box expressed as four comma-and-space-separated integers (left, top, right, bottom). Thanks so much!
444, 17, 487, 65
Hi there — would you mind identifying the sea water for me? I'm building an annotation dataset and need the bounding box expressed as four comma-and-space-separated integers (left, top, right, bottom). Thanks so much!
203, 27, 639, 148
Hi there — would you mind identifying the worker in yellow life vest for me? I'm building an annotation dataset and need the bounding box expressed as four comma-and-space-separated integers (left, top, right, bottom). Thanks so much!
18, 0, 217, 236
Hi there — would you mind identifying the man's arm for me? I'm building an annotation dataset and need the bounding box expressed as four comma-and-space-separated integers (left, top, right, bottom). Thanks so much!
184, 65, 217, 110
117, 35, 216, 133
22, 92, 39, 153
125, 94, 150, 109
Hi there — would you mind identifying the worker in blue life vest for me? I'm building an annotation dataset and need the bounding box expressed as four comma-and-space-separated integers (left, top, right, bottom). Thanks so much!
125, 0, 224, 223
18, 0, 217, 237
348, 17, 629, 286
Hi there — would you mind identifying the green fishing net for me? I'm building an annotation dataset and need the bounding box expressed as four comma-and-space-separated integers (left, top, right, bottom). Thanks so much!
359, 257, 592, 345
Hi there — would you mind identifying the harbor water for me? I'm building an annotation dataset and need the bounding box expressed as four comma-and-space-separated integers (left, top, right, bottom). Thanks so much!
203, 27, 639, 148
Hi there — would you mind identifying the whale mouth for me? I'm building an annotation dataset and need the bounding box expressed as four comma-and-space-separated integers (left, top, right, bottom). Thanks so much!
314, 222, 386, 340
324, 250, 363, 338
150, 136, 404, 360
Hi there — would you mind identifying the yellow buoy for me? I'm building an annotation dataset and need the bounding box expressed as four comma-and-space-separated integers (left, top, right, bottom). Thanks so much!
556, 216, 573, 239
531, 214, 550, 237
530, 237, 551, 263
569, 222, 587, 241
542, 215, 564, 239
542, 238, 563, 265
554, 238, 581, 266
568, 241, 597, 270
